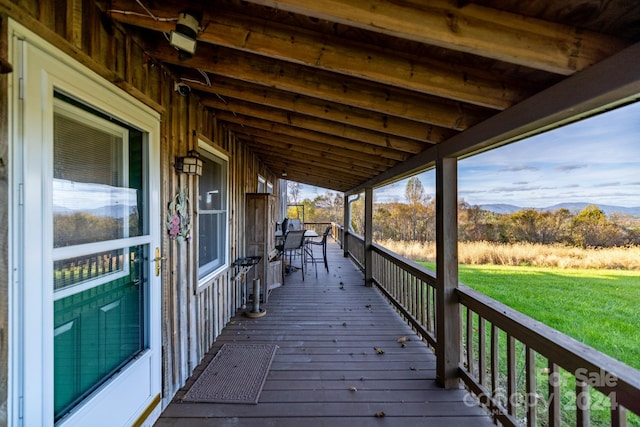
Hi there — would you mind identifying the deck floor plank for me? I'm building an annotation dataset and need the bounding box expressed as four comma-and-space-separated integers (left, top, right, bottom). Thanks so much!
156, 241, 492, 426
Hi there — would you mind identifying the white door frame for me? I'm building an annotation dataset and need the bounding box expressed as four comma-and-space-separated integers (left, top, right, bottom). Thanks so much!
8, 20, 162, 427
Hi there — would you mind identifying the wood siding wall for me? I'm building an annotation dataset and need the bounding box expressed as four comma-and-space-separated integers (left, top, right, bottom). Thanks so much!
0, 14, 9, 427
0, 0, 280, 421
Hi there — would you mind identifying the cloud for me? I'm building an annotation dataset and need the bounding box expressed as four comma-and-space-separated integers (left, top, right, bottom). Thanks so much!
594, 182, 621, 188
555, 164, 587, 172
498, 165, 539, 172
490, 185, 542, 193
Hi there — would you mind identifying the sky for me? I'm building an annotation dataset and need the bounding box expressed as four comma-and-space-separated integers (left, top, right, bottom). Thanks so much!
295, 101, 640, 208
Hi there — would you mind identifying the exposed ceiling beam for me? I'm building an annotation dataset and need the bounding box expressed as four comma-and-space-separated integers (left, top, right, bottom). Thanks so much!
238, 0, 627, 75
180, 75, 464, 139
216, 112, 410, 161
110, 3, 532, 108
202, 95, 429, 153
152, 42, 494, 124
241, 135, 387, 173
225, 124, 397, 169
241, 138, 380, 178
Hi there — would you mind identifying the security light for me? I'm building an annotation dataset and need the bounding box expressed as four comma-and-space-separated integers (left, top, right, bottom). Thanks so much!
170, 12, 199, 58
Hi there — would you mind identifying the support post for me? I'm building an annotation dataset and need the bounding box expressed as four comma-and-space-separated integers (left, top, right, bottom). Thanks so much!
342, 194, 349, 257
435, 153, 461, 388
364, 187, 373, 287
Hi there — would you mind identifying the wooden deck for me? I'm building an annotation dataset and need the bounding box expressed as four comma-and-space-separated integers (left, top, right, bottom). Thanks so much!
155, 241, 493, 426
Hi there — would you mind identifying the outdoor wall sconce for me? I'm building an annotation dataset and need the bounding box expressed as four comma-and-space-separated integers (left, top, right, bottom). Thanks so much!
175, 150, 203, 176
169, 11, 200, 60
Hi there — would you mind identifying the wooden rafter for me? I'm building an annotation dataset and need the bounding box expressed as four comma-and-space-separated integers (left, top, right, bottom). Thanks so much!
238, 0, 628, 74
110, 2, 534, 108
202, 95, 429, 153
217, 112, 410, 162
225, 124, 397, 169
177, 75, 465, 140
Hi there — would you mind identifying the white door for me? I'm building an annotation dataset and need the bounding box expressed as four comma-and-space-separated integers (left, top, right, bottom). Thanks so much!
10, 22, 162, 427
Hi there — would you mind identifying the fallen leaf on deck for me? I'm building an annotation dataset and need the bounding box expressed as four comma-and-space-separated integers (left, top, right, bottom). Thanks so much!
348, 386, 358, 392
397, 336, 409, 343
374, 347, 385, 355
374, 411, 386, 418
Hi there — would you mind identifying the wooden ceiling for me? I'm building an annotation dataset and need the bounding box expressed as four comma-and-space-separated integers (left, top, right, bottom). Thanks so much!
106, 0, 640, 193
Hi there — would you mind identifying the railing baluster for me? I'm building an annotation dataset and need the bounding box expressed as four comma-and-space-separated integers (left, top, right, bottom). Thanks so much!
548, 362, 561, 427
525, 346, 537, 427
611, 405, 627, 427
490, 324, 499, 402
478, 317, 486, 387
466, 307, 474, 376
576, 379, 590, 427
507, 334, 516, 419
426, 282, 432, 332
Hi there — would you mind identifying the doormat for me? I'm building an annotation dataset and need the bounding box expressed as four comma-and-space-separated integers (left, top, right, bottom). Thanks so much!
182, 343, 278, 404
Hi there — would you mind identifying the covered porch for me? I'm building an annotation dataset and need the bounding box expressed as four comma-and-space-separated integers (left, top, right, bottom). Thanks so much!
1, 1, 640, 426
157, 239, 493, 426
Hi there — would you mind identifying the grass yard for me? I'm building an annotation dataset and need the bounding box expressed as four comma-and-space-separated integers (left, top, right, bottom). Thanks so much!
458, 264, 640, 370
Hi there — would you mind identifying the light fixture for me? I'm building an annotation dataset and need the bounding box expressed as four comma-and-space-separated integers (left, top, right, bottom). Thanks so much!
169, 11, 200, 59
281, 170, 288, 177
175, 150, 203, 176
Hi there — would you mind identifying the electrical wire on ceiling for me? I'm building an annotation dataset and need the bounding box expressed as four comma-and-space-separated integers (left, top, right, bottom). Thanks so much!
179, 70, 210, 88
135, 0, 161, 21
107, 9, 177, 22
198, 69, 211, 86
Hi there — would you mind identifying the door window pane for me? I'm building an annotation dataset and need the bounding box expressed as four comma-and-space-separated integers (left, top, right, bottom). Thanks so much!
53, 101, 143, 247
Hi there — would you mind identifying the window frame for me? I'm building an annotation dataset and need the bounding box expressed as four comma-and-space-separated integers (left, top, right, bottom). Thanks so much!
257, 175, 266, 193
197, 140, 230, 284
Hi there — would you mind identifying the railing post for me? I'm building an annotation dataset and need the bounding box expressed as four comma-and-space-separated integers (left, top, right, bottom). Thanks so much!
364, 187, 373, 287
343, 194, 349, 257
435, 153, 461, 389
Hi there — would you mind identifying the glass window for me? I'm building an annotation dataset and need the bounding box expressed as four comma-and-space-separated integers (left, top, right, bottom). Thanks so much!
198, 143, 229, 279
257, 175, 266, 193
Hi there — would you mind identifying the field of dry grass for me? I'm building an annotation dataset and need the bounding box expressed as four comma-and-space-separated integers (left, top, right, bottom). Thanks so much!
376, 239, 640, 270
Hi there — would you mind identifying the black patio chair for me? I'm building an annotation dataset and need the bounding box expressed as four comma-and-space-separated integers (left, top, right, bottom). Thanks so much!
305, 225, 332, 277
275, 229, 306, 283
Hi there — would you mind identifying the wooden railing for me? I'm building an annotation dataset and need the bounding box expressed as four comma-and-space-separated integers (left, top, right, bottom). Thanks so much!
347, 237, 640, 426
302, 221, 332, 236
457, 285, 640, 427
333, 223, 344, 246
370, 242, 437, 348
346, 232, 365, 271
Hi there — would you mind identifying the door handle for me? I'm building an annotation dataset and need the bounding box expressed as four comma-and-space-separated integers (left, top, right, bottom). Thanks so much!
153, 247, 166, 277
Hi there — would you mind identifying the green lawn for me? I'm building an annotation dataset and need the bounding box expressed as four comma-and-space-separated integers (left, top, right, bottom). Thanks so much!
419, 262, 640, 370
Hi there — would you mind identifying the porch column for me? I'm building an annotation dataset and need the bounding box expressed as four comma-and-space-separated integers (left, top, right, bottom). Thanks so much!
435, 153, 461, 389
342, 194, 349, 257
364, 187, 373, 287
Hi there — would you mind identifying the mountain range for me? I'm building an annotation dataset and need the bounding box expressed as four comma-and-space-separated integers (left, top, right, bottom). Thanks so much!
478, 202, 640, 217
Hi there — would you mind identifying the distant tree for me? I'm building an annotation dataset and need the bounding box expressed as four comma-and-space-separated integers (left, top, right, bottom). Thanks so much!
287, 182, 300, 205
402, 177, 435, 240
405, 177, 425, 206
349, 195, 364, 234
